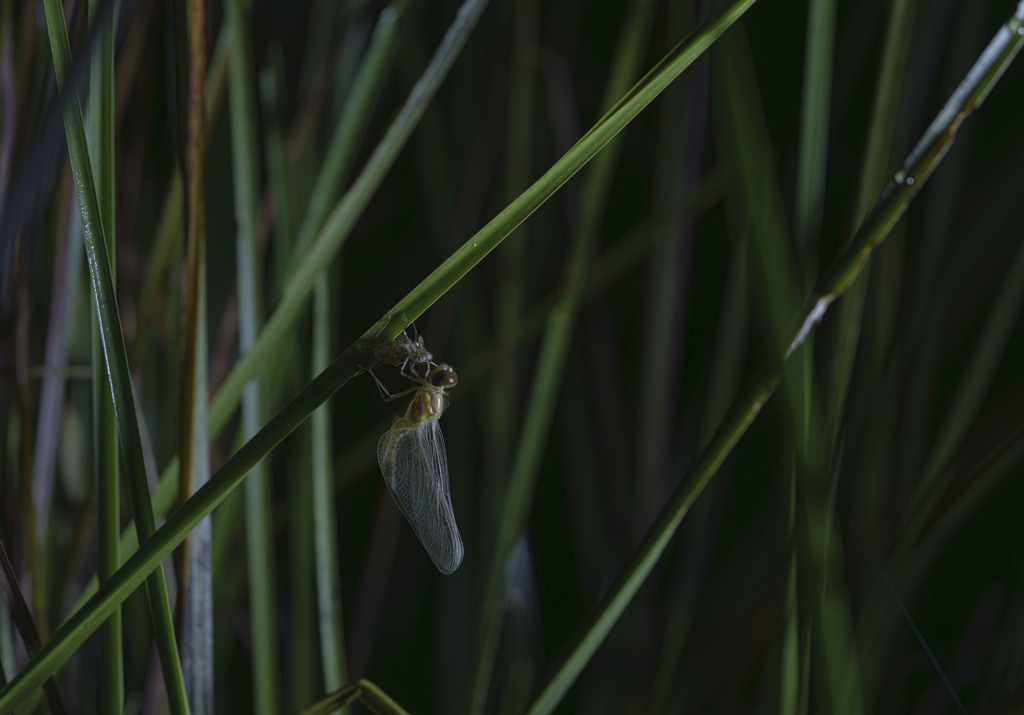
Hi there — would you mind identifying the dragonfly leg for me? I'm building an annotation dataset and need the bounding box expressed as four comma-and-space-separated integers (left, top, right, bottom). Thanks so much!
368, 368, 419, 402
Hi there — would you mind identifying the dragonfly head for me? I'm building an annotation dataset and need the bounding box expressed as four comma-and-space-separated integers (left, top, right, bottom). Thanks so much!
429, 363, 458, 389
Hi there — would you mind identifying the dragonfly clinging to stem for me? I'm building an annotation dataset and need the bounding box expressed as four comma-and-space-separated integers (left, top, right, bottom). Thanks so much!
375, 360, 464, 574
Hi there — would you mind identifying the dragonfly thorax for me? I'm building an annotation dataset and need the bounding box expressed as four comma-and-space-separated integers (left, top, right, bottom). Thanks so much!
405, 388, 446, 424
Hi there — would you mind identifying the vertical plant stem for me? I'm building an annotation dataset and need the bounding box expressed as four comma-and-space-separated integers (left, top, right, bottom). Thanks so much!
825, 0, 916, 439
794, 0, 837, 261
224, 0, 280, 710
179, 0, 213, 711
40, 0, 190, 710
312, 276, 348, 695
486, 0, 537, 538
289, 0, 408, 262
86, 0, 122, 709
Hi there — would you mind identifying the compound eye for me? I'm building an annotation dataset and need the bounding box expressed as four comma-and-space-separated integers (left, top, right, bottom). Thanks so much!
430, 364, 458, 388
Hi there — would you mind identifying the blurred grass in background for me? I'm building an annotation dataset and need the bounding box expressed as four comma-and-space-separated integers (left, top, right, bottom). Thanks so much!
2, 0, 1024, 712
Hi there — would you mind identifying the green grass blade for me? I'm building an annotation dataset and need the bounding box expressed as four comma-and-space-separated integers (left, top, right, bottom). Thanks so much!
789, 4, 835, 707
290, 0, 408, 262
716, 21, 863, 713
824, 0, 915, 440
85, 0, 122, 709
40, 0, 189, 711
486, 0, 538, 518
634, 0, 699, 540
134, 28, 230, 361
794, 0, 836, 265
178, 0, 214, 711
259, 47, 296, 297
223, 0, 281, 710
311, 276, 348, 695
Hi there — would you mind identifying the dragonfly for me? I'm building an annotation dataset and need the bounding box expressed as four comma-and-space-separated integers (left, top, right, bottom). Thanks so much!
376, 361, 464, 574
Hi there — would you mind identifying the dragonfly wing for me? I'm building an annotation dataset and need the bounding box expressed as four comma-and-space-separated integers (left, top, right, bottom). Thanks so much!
378, 421, 464, 574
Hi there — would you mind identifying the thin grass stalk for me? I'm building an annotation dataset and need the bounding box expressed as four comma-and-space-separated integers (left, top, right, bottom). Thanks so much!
287, 430, 317, 711
134, 28, 230, 362
645, 6, 719, 712
780, 464, 801, 715
634, 0, 699, 537
487, 0, 538, 535
258, 7, 397, 712
289, 0, 407, 263
648, 237, 746, 714
85, 0, 121, 709
714, 24, 862, 712
469, 0, 660, 709
29, 171, 78, 622
824, 0, 916, 441
178, 0, 214, 710
39, 0, 189, 710
787, 4, 837, 708
629, 1, 708, 707
311, 276, 348, 696
260, 58, 317, 715
29, 205, 81, 641
223, 0, 280, 710
259, 47, 295, 297
794, 0, 837, 263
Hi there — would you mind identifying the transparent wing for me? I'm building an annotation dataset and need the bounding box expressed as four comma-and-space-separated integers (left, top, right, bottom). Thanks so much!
377, 421, 464, 574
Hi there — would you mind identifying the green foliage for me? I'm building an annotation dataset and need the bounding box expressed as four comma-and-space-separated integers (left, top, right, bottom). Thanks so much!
2, 0, 1024, 712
